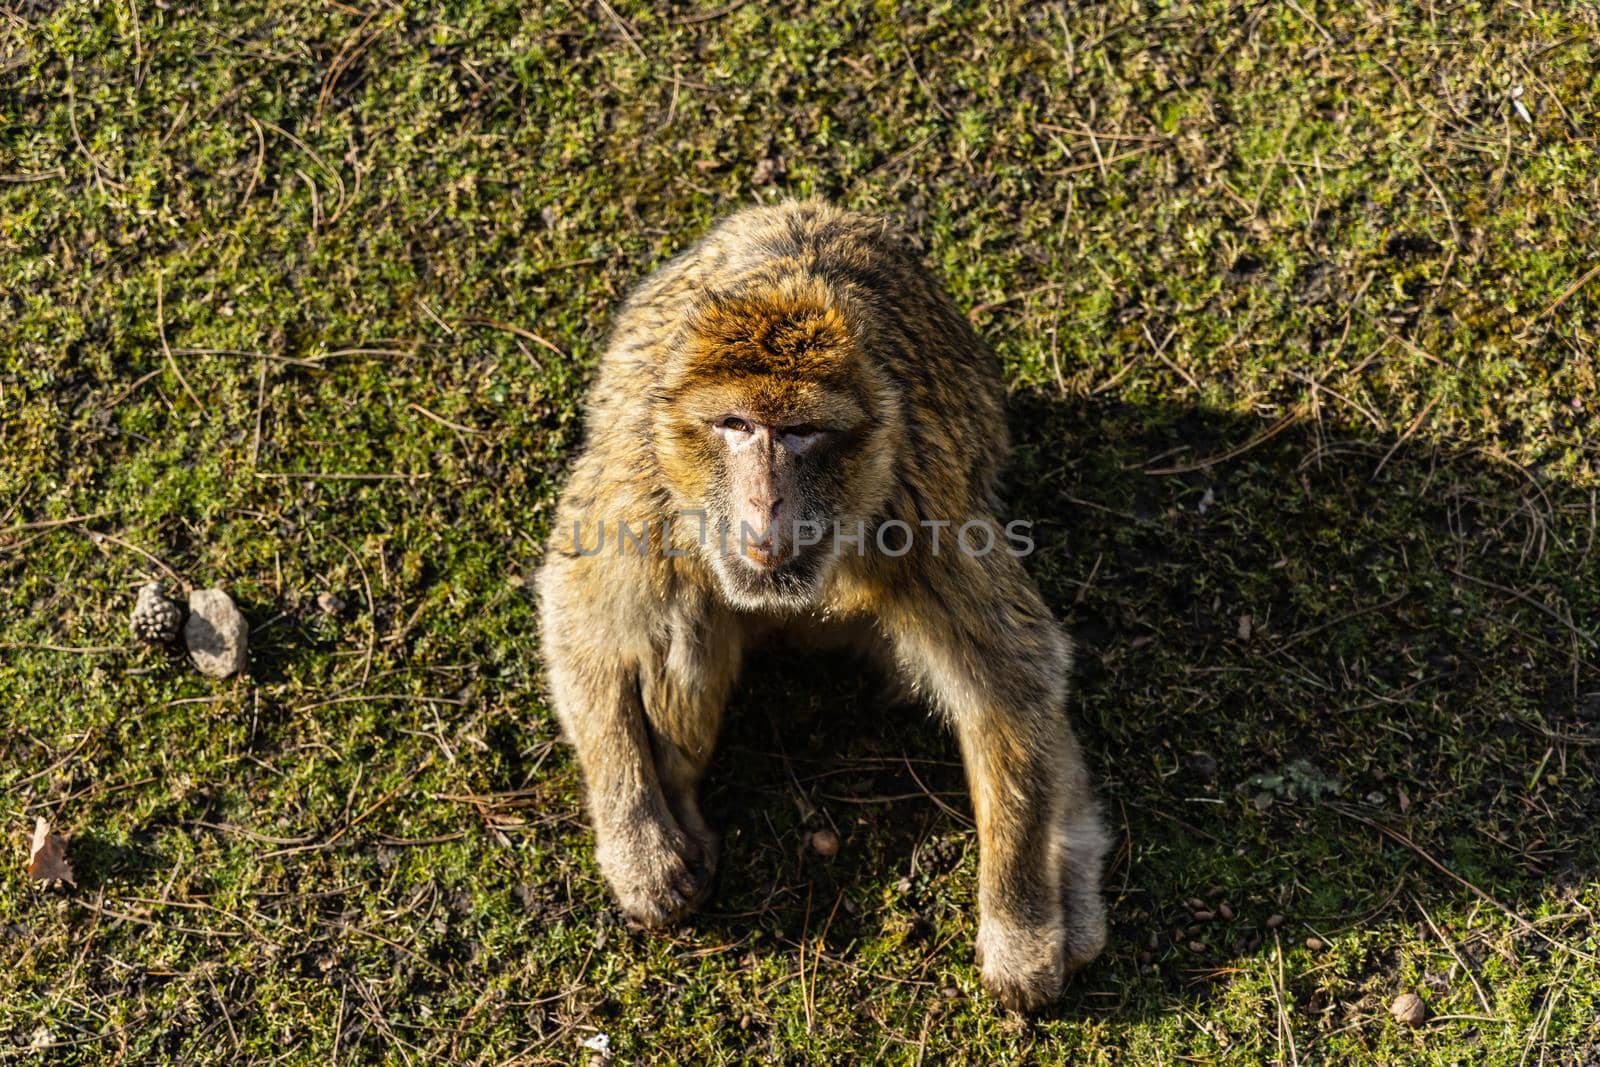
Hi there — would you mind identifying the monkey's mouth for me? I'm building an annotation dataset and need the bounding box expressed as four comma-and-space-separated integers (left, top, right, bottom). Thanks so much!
714, 547, 826, 607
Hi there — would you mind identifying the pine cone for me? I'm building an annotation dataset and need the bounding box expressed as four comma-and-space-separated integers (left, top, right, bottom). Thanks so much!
131, 581, 183, 643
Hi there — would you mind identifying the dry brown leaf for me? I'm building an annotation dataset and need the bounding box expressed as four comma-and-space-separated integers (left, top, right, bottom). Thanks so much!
27, 816, 75, 887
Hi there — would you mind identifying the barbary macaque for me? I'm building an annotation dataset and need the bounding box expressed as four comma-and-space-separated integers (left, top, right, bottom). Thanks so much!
537, 201, 1105, 1010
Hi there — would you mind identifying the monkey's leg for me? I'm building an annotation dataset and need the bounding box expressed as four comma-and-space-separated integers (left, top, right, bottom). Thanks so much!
542, 564, 743, 928
886, 554, 1107, 1011
639, 605, 744, 875
549, 646, 715, 928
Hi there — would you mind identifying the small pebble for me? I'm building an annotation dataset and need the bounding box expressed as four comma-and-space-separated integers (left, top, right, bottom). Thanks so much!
807, 829, 839, 858
1391, 992, 1426, 1027
1305, 936, 1325, 951
316, 591, 346, 614
750, 156, 784, 186
1266, 913, 1286, 929
184, 587, 248, 678
1186, 751, 1220, 781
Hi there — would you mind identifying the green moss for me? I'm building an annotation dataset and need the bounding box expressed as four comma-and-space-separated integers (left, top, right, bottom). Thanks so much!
2, 0, 1598, 1062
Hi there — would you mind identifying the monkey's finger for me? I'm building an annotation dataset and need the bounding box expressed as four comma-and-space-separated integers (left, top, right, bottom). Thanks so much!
671, 863, 711, 903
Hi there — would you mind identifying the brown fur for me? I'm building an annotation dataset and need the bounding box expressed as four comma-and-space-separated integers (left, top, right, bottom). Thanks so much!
537, 201, 1107, 1011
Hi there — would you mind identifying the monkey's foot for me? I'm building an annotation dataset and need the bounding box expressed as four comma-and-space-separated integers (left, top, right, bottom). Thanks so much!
974, 914, 1066, 1013
1062, 885, 1108, 972
1059, 808, 1110, 972
596, 818, 716, 928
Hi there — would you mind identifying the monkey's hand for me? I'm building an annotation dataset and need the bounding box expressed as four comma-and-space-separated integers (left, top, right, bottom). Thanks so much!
595, 812, 715, 928
975, 912, 1068, 1013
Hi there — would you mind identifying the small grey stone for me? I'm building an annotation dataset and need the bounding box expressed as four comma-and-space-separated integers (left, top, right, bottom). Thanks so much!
316, 591, 346, 615
1187, 750, 1220, 781
1391, 992, 1426, 1027
807, 828, 839, 857
184, 588, 248, 678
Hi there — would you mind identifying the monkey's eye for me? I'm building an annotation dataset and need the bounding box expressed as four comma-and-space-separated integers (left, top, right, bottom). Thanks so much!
715, 416, 753, 435
780, 425, 829, 453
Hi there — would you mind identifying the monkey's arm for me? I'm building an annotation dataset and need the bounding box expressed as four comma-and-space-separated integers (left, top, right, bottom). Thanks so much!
881, 548, 1107, 1011
538, 586, 710, 926
537, 508, 742, 927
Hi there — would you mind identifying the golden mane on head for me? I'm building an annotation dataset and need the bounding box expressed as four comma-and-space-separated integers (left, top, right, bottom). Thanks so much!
681, 273, 862, 385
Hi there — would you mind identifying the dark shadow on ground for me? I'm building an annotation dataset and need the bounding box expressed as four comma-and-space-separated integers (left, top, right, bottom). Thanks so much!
692, 389, 1600, 1021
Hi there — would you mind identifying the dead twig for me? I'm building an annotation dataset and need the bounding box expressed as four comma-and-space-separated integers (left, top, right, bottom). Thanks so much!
902, 754, 973, 826
330, 533, 377, 685
594, 0, 648, 60
460, 316, 566, 359
254, 470, 425, 482
241, 115, 266, 205
1373, 394, 1442, 479
254, 116, 347, 220
409, 402, 487, 435
1447, 567, 1596, 651
1529, 261, 1600, 325
156, 273, 203, 409
670, 0, 750, 24
1269, 934, 1301, 1067
81, 527, 187, 587
0, 511, 117, 543
1413, 893, 1495, 1018
1331, 804, 1599, 964
1144, 412, 1298, 476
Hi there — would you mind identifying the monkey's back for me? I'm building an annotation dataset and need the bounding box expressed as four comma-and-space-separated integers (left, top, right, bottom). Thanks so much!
581, 201, 1010, 523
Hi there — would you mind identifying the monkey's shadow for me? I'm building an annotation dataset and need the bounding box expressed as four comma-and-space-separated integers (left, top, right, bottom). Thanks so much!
694, 389, 1598, 1022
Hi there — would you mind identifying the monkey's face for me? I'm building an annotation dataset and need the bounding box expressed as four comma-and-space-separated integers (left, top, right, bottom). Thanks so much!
654, 281, 902, 612
701, 411, 844, 610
